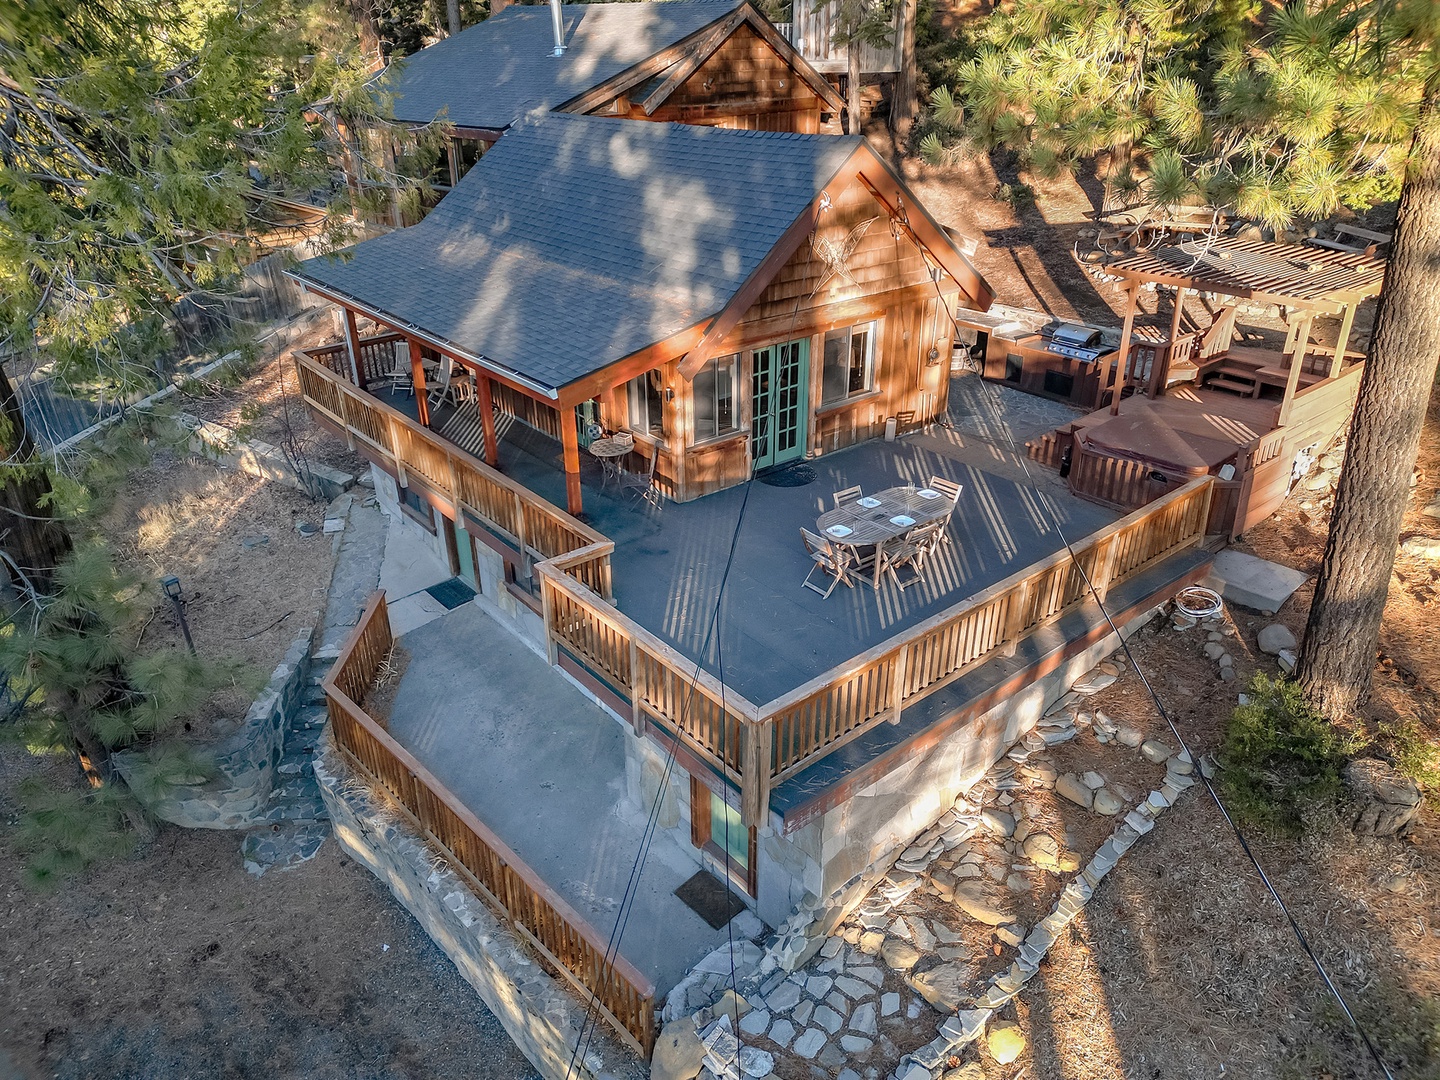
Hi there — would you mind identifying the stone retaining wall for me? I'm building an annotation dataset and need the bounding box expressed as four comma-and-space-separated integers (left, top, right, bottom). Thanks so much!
119, 629, 313, 828
313, 739, 648, 1080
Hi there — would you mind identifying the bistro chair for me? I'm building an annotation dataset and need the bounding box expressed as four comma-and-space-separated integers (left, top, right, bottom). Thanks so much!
800, 528, 856, 599
620, 444, 661, 509
832, 485, 864, 509
877, 518, 948, 590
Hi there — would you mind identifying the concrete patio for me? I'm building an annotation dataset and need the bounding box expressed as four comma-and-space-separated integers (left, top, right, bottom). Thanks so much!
384, 600, 733, 996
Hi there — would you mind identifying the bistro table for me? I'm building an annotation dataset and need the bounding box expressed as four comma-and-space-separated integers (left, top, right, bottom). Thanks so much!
815, 484, 955, 588
587, 435, 634, 487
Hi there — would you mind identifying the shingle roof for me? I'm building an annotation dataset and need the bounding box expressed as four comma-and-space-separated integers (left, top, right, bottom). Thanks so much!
294, 113, 860, 393
381, 1, 746, 130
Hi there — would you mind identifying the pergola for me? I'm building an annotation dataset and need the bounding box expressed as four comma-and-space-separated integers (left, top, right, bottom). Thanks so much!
1100, 236, 1386, 424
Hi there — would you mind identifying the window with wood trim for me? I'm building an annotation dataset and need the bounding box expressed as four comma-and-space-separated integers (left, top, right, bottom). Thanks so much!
690, 777, 757, 896
627, 369, 665, 438
691, 354, 739, 443
821, 322, 876, 405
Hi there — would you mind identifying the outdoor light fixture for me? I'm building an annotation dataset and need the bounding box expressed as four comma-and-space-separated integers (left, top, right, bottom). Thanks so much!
162, 575, 196, 654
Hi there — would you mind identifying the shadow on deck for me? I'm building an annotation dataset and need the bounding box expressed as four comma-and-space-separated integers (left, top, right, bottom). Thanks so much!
387, 383, 1118, 705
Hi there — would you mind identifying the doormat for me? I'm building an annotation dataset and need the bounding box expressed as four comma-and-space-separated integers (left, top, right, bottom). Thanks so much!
425, 577, 478, 610
757, 463, 817, 488
674, 871, 747, 930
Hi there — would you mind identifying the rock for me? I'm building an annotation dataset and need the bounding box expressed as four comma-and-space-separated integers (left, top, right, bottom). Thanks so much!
1055, 773, 1094, 809
880, 992, 900, 1017
1005, 873, 1029, 892
1421, 500, 1440, 520
765, 980, 802, 1012
941, 1065, 985, 1080
858, 930, 884, 955
1277, 648, 1297, 674
1081, 770, 1107, 790
832, 975, 870, 1000
791, 1027, 826, 1059
988, 1020, 1027, 1065
880, 940, 921, 971
737, 1046, 774, 1078
838, 1035, 873, 1054
1092, 788, 1125, 816
1345, 758, 1422, 836
909, 962, 974, 1013
1072, 671, 1117, 694
738, 1009, 769, 1037
1172, 612, 1197, 630
812, 1004, 844, 1034
952, 881, 1013, 926
1116, 724, 1144, 748
1257, 623, 1298, 655
767, 1018, 795, 1049
981, 809, 1015, 837
1021, 832, 1060, 870
712, 990, 751, 1022
1219, 653, 1234, 668
851, 1000, 878, 1035
1220, 665, 1237, 682
1203, 642, 1227, 661
652, 1019, 706, 1080
1140, 739, 1173, 764
1021, 760, 1058, 786
1400, 537, 1440, 560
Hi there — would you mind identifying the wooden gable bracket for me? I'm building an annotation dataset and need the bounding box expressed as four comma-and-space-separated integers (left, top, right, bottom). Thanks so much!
853, 149, 995, 312
561, 2, 843, 119
675, 150, 868, 382
639, 20, 739, 116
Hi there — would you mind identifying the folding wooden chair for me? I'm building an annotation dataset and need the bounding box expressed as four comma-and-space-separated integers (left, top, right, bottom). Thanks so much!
927, 476, 962, 502
800, 528, 856, 598
832, 486, 863, 509
877, 519, 947, 590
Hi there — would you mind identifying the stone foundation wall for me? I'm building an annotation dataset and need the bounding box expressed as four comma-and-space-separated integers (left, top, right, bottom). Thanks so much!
182, 412, 355, 501
314, 738, 648, 1080
118, 629, 313, 828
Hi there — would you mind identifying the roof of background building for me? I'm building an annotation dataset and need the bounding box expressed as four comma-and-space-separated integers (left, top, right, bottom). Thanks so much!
293, 113, 862, 392
380, 0, 747, 130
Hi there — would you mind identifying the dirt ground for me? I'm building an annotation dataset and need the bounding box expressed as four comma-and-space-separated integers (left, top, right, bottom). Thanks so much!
0, 746, 539, 1080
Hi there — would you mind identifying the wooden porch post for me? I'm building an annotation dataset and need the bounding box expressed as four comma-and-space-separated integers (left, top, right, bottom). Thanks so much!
1148, 286, 1187, 399
1328, 303, 1356, 379
1277, 312, 1315, 428
559, 403, 584, 517
475, 374, 500, 466
408, 338, 431, 427
342, 307, 364, 388
1108, 281, 1139, 416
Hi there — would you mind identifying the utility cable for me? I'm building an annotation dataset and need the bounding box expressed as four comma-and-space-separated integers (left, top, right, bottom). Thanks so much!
916, 263, 1397, 1080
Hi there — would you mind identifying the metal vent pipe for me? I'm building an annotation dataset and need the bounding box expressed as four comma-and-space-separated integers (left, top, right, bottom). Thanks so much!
549, 0, 566, 55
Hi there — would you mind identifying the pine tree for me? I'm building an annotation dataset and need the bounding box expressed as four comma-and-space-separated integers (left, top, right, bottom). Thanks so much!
1297, 12, 1440, 719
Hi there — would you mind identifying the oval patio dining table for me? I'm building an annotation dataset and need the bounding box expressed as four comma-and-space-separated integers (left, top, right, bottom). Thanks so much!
814, 484, 955, 588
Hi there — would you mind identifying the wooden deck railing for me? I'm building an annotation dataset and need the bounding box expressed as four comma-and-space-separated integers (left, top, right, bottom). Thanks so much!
323, 593, 656, 1058
296, 351, 613, 594
303, 336, 1208, 898
540, 476, 1214, 825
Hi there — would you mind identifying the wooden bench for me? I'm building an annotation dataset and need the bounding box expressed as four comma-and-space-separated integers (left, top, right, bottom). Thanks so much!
1305, 224, 1392, 258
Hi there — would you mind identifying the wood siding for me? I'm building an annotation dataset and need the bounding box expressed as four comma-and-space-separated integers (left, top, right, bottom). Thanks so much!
592, 25, 827, 133
579, 171, 971, 502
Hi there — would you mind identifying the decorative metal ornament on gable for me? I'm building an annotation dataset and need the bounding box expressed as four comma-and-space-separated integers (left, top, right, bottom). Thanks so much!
810, 216, 879, 296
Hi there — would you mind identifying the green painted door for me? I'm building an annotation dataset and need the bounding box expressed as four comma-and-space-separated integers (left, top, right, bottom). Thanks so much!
453, 518, 479, 591
750, 339, 808, 471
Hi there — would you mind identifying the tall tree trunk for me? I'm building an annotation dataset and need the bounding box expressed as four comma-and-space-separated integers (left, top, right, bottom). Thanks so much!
348, 0, 384, 66
1297, 90, 1440, 719
0, 362, 72, 594
446, 0, 461, 36
847, 40, 863, 135
889, 0, 917, 139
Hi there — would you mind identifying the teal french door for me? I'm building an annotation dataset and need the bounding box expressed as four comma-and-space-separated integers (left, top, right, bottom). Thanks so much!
750, 339, 809, 471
